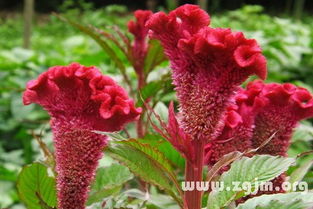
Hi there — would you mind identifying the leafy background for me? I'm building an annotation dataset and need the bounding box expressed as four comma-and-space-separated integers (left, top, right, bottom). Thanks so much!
0, 1, 313, 208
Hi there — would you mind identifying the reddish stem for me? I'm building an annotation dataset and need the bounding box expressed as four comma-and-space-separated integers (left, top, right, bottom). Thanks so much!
184, 140, 205, 209
137, 112, 145, 138
136, 69, 146, 138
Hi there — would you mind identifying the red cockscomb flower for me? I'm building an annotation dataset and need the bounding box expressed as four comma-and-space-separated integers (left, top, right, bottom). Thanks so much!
23, 63, 141, 209
146, 5, 267, 208
146, 4, 267, 143
205, 80, 313, 199
248, 80, 313, 156
242, 81, 313, 198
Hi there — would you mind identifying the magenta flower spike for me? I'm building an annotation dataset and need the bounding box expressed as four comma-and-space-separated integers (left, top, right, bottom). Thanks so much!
23, 63, 141, 209
205, 80, 313, 199
146, 4, 267, 143
205, 80, 313, 165
243, 81, 313, 199
247, 80, 313, 156
205, 85, 267, 166
146, 4, 267, 209
128, 10, 152, 88
204, 90, 264, 167
128, 10, 152, 61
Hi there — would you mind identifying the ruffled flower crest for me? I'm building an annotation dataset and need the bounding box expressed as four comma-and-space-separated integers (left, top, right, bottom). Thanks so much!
146, 4, 267, 142
23, 63, 141, 131
23, 63, 141, 209
248, 80, 313, 156
204, 80, 313, 199
205, 80, 313, 166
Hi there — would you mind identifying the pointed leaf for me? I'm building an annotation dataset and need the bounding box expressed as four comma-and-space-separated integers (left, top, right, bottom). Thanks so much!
17, 163, 57, 209
106, 139, 183, 206
144, 39, 167, 73
87, 164, 134, 205
137, 81, 163, 106
289, 160, 313, 185
207, 155, 295, 209
137, 74, 171, 107
206, 151, 243, 183
138, 134, 185, 169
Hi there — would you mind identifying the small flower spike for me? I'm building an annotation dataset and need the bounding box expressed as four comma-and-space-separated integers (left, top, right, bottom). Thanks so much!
128, 10, 153, 87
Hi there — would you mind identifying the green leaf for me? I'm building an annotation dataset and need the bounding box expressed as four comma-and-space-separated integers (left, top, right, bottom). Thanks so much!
207, 155, 295, 209
292, 123, 313, 142
289, 160, 313, 185
139, 134, 185, 169
0, 165, 18, 181
206, 151, 243, 184
137, 81, 163, 106
121, 188, 180, 209
137, 73, 171, 106
236, 192, 313, 209
240, 199, 305, 209
106, 139, 183, 207
144, 39, 167, 73
87, 163, 133, 205
17, 162, 57, 209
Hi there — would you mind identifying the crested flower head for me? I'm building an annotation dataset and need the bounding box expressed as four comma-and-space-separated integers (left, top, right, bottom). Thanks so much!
205, 80, 313, 197
147, 4, 267, 142
147, 4, 210, 48
206, 80, 313, 165
23, 63, 141, 131
23, 63, 141, 209
247, 80, 313, 156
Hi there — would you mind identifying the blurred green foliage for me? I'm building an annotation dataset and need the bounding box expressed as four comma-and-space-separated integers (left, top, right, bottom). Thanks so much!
0, 4, 313, 208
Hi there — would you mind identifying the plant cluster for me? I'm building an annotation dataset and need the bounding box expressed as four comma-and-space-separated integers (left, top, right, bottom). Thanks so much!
1, 4, 313, 209
15, 4, 313, 209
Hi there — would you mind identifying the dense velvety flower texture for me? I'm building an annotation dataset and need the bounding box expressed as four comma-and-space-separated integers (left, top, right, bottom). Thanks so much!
205, 80, 313, 198
248, 80, 313, 156
147, 4, 267, 143
205, 80, 313, 164
147, 6, 267, 208
204, 88, 266, 166
244, 81, 313, 197
23, 63, 141, 209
